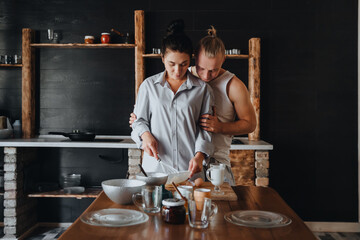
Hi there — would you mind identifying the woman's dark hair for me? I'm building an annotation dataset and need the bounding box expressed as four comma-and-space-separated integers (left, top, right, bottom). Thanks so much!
161, 19, 193, 58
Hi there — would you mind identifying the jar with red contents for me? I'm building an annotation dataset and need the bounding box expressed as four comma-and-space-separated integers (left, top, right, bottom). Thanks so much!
101, 33, 110, 44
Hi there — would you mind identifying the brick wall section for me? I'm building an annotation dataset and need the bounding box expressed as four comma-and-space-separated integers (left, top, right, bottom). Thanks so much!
3, 147, 37, 240
229, 150, 255, 186
229, 150, 270, 187
255, 150, 269, 187
127, 149, 142, 179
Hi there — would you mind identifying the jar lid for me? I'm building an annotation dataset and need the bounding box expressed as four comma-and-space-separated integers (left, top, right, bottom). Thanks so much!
162, 198, 185, 207
85, 36, 94, 39
101, 32, 110, 35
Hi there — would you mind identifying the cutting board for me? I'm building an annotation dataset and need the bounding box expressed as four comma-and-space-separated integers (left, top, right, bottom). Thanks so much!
166, 182, 238, 201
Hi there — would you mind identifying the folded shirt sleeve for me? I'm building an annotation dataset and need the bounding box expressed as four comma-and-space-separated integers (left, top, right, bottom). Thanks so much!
131, 81, 151, 149
195, 83, 214, 158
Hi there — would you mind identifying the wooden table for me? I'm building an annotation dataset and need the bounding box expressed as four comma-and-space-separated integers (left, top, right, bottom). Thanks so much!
58, 186, 317, 240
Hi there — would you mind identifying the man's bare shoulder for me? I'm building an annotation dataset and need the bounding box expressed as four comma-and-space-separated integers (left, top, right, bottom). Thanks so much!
228, 75, 249, 93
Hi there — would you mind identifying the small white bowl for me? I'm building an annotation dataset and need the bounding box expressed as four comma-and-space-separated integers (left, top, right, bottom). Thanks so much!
135, 172, 168, 186
102, 179, 146, 205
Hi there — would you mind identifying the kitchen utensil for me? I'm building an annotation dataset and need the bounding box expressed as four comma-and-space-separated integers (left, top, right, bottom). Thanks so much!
224, 210, 292, 228
110, 28, 124, 36
188, 198, 218, 229
135, 172, 168, 186
0, 117, 13, 139
47, 29, 54, 41
206, 163, 225, 195
102, 179, 146, 205
132, 185, 162, 213
173, 185, 193, 200
60, 173, 81, 188
157, 158, 179, 174
194, 188, 211, 210
172, 182, 187, 201
81, 208, 149, 227
138, 164, 148, 177
166, 171, 191, 184
48, 130, 96, 141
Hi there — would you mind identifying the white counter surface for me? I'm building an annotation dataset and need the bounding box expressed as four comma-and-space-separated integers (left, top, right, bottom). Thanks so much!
0, 135, 273, 150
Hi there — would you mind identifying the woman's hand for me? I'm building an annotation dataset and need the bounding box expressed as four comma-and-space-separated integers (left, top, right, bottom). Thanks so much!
129, 112, 137, 128
140, 131, 159, 159
188, 152, 205, 177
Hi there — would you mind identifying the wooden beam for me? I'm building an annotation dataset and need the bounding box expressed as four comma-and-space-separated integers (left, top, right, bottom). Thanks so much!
248, 38, 261, 141
22, 28, 35, 138
134, 10, 145, 99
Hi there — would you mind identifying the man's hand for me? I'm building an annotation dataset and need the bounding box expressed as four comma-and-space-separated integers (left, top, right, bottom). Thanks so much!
141, 131, 159, 159
199, 107, 223, 133
129, 113, 137, 128
188, 152, 205, 177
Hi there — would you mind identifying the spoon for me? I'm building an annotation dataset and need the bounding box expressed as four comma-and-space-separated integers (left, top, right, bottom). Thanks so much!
172, 182, 187, 202
138, 164, 148, 177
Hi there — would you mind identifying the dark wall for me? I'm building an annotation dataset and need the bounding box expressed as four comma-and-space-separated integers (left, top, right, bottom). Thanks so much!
0, 0, 357, 222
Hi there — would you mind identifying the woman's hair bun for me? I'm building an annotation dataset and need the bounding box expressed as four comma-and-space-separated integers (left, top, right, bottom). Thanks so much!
166, 19, 185, 35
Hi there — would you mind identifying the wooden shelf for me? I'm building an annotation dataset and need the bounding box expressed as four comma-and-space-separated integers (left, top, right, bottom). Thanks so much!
225, 54, 249, 59
30, 43, 136, 49
142, 53, 249, 59
28, 187, 102, 199
0, 64, 22, 67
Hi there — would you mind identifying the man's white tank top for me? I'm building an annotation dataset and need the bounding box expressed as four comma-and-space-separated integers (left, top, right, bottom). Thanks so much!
208, 71, 236, 166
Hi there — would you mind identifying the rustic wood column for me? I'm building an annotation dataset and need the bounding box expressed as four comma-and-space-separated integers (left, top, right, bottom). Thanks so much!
22, 28, 35, 138
248, 38, 261, 141
134, 10, 145, 98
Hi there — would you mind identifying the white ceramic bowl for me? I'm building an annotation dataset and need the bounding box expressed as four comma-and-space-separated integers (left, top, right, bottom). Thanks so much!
166, 171, 191, 184
0, 129, 13, 139
102, 179, 146, 205
135, 172, 168, 186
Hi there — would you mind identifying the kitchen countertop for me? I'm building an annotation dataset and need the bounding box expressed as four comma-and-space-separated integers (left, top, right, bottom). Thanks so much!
0, 135, 273, 150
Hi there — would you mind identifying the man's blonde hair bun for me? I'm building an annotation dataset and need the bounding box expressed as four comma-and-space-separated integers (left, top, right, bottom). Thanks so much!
195, 25, 225, 58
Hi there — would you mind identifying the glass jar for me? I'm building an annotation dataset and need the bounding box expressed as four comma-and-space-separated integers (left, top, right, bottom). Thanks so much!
101, 33, 110, 44
84, 36, 94, 44
161, 198, 186, 224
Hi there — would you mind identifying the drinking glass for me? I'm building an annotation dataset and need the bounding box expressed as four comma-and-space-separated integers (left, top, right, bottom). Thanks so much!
188, 197, 217, 229
132, 185, 162, 213
47, 29, 54, 41
206, 163, 225, 195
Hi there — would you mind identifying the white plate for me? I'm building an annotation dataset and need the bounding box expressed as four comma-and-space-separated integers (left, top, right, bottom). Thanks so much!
81, 208, 149, 227
224, 210, 292, 228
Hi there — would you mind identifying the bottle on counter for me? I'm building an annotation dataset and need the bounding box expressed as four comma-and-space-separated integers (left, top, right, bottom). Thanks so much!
13, 120, 22, 138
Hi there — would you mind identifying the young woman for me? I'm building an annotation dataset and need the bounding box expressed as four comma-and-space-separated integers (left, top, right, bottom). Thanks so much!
131, 20, 214, 177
